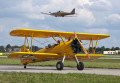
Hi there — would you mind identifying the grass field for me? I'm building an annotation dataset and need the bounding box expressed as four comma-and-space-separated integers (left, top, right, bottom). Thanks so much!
102, 55, 120, 58
0, 57, 120, 69
0, 73, 120, 83
1, 54, 120, 69
0, 54, 120, 83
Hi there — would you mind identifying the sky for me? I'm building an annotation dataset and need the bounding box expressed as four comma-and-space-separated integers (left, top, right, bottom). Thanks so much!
0, 0, 120, 48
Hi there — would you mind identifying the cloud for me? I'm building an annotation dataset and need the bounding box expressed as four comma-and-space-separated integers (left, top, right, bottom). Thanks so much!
36, 24, 65, 31
0, 0, 120, 48
105, 14, 120, 24
90, 0, 112, 11
0, 18, 32, 32
77, 0, 93, 6
25, 13, 44, 20
83, 28, 109, 34
77, 9, 96, 26
0, 25, 6, 32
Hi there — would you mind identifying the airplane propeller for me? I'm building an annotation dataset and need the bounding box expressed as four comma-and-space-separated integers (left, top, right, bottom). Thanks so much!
74, 32, 90, 59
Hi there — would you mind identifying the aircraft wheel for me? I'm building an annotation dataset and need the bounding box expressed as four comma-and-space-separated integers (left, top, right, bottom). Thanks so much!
77, 62, 84, 70
56, 61, 64, 70
24, 64, 27, 69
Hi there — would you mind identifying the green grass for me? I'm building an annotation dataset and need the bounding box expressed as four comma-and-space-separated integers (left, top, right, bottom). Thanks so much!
1, 54, 120, 69
0, 73, 120, 83
103, 55, 120, 58
1, 57, 120, 69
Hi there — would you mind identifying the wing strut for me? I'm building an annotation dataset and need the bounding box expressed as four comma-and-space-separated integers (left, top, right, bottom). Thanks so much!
87, 37, 99, 54
52, 37, 60, 45
59, 34, 65, 43
88, 40, 92, 53
93, 37, 99, 54
74, 32, 90, 59
26, 38, 30, 51
24, 37, 27, 52
31, 33, 33, 52
23, 34, 34, 52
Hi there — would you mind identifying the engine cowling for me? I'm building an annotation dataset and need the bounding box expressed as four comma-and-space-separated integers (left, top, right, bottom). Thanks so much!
70, 38, 82, 53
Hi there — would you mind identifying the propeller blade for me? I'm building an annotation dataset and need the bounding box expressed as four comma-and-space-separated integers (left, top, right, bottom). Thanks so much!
74, 32, 90, 59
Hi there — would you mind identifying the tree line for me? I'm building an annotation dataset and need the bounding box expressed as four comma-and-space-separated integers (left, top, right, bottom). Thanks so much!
0, 44, 42, 52
88, 46, 119, 54
0, 44, 119, 53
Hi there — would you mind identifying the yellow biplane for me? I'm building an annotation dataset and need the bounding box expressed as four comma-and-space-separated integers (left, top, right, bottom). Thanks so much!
8, 29, 110, 70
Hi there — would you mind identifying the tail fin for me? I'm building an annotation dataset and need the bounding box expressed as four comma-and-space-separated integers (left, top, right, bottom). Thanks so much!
71, 8, 75, 14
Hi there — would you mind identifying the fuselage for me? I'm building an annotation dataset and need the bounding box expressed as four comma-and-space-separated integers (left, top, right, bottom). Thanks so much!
36, 39, 81, 60
51, 12, 74, 17
36, 40, 74, 59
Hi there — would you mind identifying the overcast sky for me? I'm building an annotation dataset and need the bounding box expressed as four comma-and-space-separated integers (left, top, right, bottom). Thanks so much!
0, 0, 120, 48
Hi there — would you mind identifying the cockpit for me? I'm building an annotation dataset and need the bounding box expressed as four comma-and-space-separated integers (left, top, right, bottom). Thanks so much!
56, 11, 64, 13
46, 40, 61, 49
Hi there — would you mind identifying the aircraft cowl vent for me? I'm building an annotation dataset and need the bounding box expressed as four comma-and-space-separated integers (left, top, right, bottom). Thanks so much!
70, 39, 82, 53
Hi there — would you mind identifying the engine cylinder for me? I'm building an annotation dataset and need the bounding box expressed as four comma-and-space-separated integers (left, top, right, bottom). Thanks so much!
70, 38, 81, 53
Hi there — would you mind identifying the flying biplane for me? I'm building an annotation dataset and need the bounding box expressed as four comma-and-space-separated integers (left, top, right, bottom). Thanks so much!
8, 29, 110, 70
41, 8, 75, 17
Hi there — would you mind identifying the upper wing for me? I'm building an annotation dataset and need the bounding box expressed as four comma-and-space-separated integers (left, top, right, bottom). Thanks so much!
8, 52, 59, 59
10, 29, 110, 40
41, 12, 51, 15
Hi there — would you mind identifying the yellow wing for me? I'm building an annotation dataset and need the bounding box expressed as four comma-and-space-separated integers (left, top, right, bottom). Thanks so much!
10, 29, 110, 40
8, 52, 59, 59
75, 54, 105, 60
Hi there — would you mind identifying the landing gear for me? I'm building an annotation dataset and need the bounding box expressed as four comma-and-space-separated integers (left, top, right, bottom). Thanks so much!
56, 61, 64, 70
74, 57, 84, 70
24, 64, 27, 69
56, 55, 65, 70
77, 62, 84, 70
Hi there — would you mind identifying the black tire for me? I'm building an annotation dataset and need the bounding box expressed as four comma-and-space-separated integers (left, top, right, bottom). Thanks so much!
77, 62, 84, 70
56, 61, 64, 70
24, 64, 27, 69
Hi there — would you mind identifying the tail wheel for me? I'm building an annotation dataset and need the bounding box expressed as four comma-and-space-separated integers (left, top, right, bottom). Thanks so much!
56, 61, 64, 70
77, 62, 84, 70
24, 64, 27, 69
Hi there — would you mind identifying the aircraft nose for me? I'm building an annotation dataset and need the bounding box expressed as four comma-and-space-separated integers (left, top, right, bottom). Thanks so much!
70, 39, 82, 53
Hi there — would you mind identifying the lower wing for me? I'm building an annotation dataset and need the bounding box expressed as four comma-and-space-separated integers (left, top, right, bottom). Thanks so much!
75, 54, 105, 60
8, 52, 59, 59
64, 15, 77, 17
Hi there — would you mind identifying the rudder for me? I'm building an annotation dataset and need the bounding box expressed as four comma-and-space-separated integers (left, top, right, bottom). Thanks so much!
71, 8, 75, 14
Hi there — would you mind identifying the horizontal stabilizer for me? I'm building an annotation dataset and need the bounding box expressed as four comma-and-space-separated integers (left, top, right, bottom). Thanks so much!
41, 12, 51, 15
